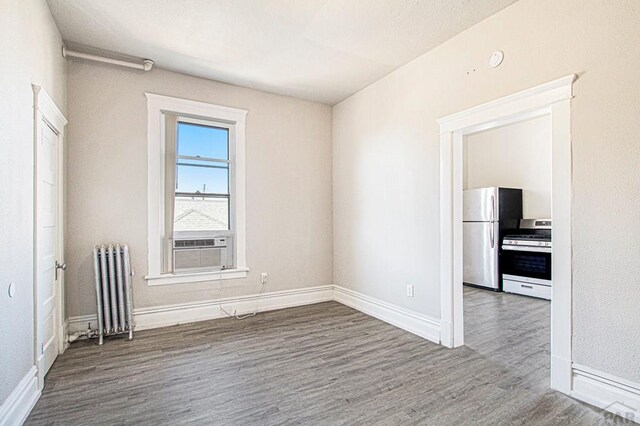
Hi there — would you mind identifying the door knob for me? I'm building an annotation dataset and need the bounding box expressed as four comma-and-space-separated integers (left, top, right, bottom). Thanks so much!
55, 261, 66, 280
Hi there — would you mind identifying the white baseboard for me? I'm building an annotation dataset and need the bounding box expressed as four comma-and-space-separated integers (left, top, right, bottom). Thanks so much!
67, 314, 99, 335
69, 285, 440, 344
68, 285, 441, 345
68, 285, 334, 334
60, 319, 69, 353
0, 367, 40, 426
333, 285, 441, 344
134, 285, 334, 330
572, 364, 640, 423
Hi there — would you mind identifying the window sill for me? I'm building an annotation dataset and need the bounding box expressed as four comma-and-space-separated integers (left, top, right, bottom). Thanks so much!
145, 267, 249, 286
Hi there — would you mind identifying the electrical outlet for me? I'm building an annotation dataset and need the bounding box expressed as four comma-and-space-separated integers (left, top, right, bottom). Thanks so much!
261, 272, 268, 285
406, 284, 414, 298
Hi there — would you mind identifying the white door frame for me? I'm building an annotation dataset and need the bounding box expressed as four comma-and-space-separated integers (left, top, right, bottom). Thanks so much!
32, 84, 68, 389
438, 75, 576, 394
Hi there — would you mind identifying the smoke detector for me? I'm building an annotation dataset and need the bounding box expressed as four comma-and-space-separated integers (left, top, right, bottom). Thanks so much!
489, 50, 504, 68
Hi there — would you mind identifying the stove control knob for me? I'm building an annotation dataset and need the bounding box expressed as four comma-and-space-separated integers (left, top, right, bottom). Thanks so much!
538, 241, 542, 246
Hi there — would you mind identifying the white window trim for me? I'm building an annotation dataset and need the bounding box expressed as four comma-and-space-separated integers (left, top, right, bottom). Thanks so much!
145, 93, 248, 286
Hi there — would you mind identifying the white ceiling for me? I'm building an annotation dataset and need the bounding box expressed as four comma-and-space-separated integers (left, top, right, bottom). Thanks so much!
47, 0, 518, 105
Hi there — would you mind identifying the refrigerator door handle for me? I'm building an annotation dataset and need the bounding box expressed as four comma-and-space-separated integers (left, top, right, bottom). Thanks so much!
490, 195, 496, 222
490, 194, 496, 248
490, 222, 495, 248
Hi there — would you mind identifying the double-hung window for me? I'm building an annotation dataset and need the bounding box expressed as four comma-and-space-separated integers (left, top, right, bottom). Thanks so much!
146, 94, 247, 285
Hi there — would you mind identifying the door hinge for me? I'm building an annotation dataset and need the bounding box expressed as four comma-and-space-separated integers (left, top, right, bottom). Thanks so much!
41, 342, 44, 355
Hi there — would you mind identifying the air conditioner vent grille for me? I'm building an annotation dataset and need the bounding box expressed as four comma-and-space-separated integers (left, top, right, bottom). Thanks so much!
174, 239, 217, 248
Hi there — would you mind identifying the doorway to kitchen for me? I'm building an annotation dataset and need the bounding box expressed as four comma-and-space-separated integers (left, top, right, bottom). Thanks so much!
438, 75, 576, 395
461, 114, 552, 393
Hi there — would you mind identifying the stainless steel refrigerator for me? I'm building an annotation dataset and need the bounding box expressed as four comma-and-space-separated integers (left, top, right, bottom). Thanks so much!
463, 187, 522, 290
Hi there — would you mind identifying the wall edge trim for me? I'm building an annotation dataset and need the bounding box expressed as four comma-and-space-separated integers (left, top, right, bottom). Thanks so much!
572, 364, 640, 423
0, 366, 40, 426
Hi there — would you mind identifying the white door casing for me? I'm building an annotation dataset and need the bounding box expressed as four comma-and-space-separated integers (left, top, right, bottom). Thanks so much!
33, 85, 67, 389
438, 75, 576, 395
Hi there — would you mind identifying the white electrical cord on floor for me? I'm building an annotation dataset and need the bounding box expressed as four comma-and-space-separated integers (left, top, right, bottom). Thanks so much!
218, 271, 266, 320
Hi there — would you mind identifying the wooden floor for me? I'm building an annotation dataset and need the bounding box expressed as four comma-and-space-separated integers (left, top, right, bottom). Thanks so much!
464, 286, 552, 394
27, 293, 614, 425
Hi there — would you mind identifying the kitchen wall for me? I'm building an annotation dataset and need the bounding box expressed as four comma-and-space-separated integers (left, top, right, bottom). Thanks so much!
0, 0, 67, 405
333, 0, 640, 384
65, 61, 333, 317
463, 115, 552, 218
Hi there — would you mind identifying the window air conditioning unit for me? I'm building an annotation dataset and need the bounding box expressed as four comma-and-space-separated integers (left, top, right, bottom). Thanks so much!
173, 237, 233, 273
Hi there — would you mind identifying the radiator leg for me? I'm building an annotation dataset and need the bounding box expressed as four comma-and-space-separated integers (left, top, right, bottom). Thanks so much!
93, 246, 105, 346
123, 244, 134, 341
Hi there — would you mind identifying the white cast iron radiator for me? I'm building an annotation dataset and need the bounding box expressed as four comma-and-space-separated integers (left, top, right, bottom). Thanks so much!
92, 244, 134, 345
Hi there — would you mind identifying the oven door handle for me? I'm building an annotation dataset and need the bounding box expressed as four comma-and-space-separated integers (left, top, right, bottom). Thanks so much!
501, 245, 552, 253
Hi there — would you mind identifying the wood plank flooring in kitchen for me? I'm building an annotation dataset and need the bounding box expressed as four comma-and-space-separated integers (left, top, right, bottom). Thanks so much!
27, 297, 614, 425
464, 285, 552, 394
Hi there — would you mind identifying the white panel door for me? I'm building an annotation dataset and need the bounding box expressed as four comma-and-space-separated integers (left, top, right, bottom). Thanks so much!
37, 121, 60, 384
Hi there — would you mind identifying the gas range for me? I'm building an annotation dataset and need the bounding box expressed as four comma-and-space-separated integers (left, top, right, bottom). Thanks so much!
501, 219, 552, 300
503, 219, 552, 251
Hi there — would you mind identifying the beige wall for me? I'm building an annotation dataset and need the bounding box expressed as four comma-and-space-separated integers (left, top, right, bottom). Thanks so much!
65, 61, 332, 317
464, 115, 552, 218
333, 0, 640, 383
0, 0, 67, 404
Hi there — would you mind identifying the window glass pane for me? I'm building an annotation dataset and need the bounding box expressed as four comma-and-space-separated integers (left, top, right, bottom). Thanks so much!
176, 164, 228, 194
177, 122, 228, 160
174, 196, 229, 231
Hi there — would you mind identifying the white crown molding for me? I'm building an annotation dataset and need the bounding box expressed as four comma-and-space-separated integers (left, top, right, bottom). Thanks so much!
0, 367, 40, 426
333, 286, 441, 344
572, 364, 640, 423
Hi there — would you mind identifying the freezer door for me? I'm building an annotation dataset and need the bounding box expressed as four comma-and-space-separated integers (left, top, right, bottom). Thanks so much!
463, 187, 498, 222
463, 222, 500, 289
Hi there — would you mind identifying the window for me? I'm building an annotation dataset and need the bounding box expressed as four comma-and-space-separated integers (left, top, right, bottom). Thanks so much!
174, 118, 231, 234
145, 94, 248, 285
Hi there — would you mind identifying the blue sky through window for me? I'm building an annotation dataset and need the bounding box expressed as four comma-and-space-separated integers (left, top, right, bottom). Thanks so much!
176, 122, 229, 194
